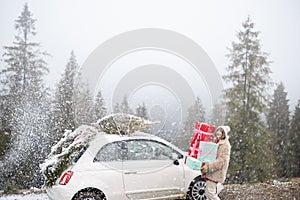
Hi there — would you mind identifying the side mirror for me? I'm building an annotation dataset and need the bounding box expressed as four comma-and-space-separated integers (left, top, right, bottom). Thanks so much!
172, 153, 180, 165
173, 159, 180, 165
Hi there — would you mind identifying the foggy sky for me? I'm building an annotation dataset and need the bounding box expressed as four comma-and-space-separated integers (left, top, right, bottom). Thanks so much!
1, 0, 300, 110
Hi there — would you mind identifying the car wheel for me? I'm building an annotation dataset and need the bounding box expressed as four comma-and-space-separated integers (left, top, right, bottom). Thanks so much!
72, 188, 106, 200
186, 176, 206, 200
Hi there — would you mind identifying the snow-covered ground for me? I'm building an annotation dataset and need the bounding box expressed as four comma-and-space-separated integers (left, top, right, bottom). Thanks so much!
0, 193, 49, 200
1, 178, 299, 199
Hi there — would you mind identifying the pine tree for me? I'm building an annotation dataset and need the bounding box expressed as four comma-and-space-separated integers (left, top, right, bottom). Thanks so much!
285, 101, 300, 178
224, 17, 273, 183
210, 100, 226, 127
51, 51, 78, 143
0, 94, 12, 158
113, 102, 121, 113
91, 90, 107, 122
267, 82, 290, 177
51, 51, 95, 143
175, 97, 205, 151
0, 3, 49, 131
0, 84, 12, 159
119, 96, 133, 114
0, 86, 11, 132
0, 131, 11, 158
135, 102, 148, 119
74, 83, 94, 125
0, 3, 50, 189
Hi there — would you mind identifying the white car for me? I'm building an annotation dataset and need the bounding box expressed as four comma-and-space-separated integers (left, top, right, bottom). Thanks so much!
47, 132, 206, 200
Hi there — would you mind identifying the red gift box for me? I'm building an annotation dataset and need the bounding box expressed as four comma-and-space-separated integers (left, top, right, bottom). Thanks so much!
188, 139, 200, 158
194, 129, 214, 142
188, 122, 216, 158
195, 122, 216, 133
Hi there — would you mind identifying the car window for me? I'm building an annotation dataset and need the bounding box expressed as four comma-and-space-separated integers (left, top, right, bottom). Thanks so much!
93, 141, 123, 162
73, 145, 88, 163
125, 140, 175, 161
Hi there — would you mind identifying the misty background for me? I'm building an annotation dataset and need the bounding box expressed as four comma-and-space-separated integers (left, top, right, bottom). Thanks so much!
1, 0, 299, 109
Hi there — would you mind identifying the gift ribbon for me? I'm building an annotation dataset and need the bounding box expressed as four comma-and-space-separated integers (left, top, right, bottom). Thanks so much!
199, 150, 217, 155
194, 129, 214, 135
189, 142, 200, 157
198, 142, 219, 160
190, 148, 218, 156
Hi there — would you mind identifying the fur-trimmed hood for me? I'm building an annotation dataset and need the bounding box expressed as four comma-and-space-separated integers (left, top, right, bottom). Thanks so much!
216, 125, 230, 139
216, 126, 230, 145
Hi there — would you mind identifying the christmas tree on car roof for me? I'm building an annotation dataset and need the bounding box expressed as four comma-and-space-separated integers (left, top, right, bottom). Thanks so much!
41, 113, 158, 187
96, 113, 159, 135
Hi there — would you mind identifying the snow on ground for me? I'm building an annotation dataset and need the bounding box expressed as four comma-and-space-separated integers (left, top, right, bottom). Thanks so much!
0, 178, 299, 199
0, 193, 49, 200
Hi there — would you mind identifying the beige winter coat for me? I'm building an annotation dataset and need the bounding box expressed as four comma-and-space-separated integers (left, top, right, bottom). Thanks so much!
206, 137, 231, 183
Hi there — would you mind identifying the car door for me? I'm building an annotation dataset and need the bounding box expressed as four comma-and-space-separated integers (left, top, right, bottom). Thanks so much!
92, 141, 126, 199
122, 139, 185, 199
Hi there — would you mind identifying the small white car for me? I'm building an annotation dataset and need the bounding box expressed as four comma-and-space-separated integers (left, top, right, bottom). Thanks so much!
47, 132, 206, 200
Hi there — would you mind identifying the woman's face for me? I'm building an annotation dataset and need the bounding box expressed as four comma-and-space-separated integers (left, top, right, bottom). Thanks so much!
216, 130, 223, 140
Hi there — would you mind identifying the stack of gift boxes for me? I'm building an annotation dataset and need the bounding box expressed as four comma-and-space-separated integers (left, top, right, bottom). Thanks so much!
185, 122, 219, 171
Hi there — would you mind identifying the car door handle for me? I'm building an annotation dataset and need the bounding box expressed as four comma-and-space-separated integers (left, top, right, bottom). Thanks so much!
124, 171, 137, 175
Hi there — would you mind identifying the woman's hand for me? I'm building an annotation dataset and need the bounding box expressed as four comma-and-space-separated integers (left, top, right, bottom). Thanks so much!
201, 163, 209, 174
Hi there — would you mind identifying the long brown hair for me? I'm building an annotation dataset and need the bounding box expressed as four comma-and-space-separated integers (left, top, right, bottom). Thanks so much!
216, 127, 226, 140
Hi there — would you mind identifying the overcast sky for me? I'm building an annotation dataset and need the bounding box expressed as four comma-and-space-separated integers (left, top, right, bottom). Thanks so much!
1, 0, 300, 110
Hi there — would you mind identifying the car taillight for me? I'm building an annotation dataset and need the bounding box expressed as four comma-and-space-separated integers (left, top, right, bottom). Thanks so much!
59, 171, 73, 185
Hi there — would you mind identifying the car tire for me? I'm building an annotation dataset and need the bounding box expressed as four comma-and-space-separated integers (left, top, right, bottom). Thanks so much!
72, 188, 106, 200
186, 176, 206, 200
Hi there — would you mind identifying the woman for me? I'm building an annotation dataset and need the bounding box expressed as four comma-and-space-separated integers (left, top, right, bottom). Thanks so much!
200, 126, 231, 200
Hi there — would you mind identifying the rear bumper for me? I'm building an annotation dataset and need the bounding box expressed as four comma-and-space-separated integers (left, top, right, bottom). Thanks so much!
46, 185, 74, 200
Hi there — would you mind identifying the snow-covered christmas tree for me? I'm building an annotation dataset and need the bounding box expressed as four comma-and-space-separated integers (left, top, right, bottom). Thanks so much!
97, 113, 158, 135
41, 113, 158, 187
40, 125, 98, 187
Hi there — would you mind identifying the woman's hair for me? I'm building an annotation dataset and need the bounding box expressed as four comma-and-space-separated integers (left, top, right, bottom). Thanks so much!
216, 128, 226, 140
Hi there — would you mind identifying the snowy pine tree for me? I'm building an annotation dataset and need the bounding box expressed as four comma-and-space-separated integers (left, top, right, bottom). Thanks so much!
267, 82, 290, 178
224, 17, 273, 183
0, 94, 12, 158
51, 51, 95, 144
51, 51, 78, 143
113, 102, 121, 113
0, 3, 51, 190
74, 83, 94, 126
98, 113, 156, 135
91, 90, 107, 122
135, 102, 148, 119
285, 101, 300, 178
210, 100, 226, 127
119, 96, 133, 114
174, 97, 205, 151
